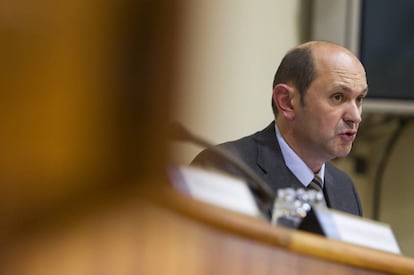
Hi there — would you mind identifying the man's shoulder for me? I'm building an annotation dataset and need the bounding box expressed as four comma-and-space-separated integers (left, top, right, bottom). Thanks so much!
208, 122, 274, 154
326, 161, 353, 182
191, 122, 275, 166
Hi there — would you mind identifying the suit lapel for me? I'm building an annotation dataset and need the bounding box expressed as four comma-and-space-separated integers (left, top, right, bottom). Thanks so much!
323, 166, 347, 212
253, 122, 303, 193
251, 123, 359, 215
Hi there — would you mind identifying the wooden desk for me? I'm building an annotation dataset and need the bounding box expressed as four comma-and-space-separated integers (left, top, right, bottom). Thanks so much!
2, 182, 414, 274
138, 185, 414, 275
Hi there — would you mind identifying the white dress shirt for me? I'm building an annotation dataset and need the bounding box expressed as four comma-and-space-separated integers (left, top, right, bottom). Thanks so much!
275, 123, 325, 188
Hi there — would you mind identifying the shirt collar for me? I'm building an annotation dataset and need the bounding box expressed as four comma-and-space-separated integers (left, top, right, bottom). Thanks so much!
275, 123, 325, 188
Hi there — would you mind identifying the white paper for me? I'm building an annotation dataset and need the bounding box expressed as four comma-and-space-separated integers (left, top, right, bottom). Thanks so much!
169, 165, 261, 217
323, 210, 401, 254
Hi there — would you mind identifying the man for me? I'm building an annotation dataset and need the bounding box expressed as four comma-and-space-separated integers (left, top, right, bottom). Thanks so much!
192, 41, 367, 217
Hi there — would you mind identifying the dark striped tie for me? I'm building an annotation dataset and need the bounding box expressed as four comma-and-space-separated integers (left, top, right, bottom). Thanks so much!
308, 175, 323, 193
308, 175, 327, 207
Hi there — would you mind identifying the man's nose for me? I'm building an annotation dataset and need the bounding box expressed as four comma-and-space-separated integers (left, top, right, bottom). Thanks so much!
344, 102, 362, 126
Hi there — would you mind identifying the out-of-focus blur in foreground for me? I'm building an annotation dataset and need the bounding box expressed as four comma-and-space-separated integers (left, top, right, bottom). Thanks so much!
0, 1, 181, 273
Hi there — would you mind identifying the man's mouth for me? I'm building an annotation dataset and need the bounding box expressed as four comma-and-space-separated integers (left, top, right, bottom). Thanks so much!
339, 131, 357, 142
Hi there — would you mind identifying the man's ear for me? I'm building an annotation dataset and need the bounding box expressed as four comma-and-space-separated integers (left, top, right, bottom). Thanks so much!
272, 83, 296, 121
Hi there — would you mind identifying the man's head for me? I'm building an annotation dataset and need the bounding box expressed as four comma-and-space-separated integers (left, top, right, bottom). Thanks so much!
272, 44, 316, 116
272, 41, 368, 171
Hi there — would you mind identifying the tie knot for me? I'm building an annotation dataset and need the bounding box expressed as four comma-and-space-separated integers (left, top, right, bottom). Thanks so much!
308, 175, 323, 191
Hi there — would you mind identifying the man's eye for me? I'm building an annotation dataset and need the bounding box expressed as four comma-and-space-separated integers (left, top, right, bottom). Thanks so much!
332, 94, 343, 102
356, 96, 365, 104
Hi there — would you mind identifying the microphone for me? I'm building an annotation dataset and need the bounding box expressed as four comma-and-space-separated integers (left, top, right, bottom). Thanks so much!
170, 122, 275, 218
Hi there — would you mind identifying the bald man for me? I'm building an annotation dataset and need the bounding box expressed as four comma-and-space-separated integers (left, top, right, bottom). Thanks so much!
192, 41, 367, 217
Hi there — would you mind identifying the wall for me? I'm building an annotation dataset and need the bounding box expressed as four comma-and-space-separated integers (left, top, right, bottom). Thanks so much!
171, 0, 309, 164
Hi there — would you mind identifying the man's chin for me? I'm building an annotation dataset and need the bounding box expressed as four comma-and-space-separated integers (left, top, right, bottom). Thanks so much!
332, 145, 353, 158
336, 148, 352, 158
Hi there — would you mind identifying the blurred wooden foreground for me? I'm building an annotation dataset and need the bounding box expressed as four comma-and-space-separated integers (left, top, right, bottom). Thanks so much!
0, 0, 179, 273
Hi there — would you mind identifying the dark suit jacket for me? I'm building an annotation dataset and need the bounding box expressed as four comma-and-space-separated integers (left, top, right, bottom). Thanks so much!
191, 121, 362, 217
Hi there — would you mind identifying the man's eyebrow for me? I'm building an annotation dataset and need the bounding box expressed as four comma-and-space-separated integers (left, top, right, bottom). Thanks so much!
337, 85, 368, 95
361, 88, 368, 96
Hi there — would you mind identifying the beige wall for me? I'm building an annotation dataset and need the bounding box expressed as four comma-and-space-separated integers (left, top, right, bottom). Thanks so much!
171, 0, 309, 164
380, 120, 414, 256
332, 114, 414, 256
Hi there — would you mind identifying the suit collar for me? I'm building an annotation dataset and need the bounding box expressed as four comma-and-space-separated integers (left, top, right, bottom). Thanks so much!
323, 165, 347, 211
254, 122, 336, 200
251, 122, 359, 215
254, 122, 303, 192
